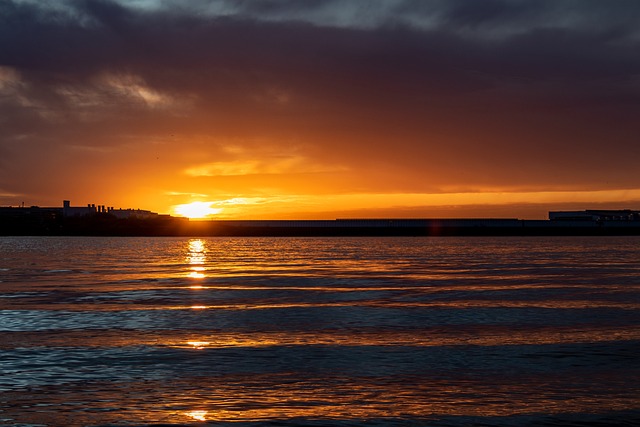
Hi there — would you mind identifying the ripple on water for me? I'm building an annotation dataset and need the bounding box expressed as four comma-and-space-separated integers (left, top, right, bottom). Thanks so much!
1, 236, 639, 426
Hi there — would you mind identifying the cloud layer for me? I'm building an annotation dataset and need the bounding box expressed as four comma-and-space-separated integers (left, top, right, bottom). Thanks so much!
1, 0, 639, 217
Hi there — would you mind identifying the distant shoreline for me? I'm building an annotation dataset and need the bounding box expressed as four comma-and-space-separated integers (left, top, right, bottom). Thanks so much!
4, 202, 640, 236
2, 215, 640, 236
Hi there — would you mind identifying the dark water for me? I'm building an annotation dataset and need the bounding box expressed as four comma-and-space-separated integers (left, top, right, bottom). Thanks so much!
0, 236, 639, 426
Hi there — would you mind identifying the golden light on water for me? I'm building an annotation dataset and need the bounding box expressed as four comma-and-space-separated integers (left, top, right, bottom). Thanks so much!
186, 239, 207, 279
185, 410, 208, 421
188, 239, 205, 257
187, 341, 211, 349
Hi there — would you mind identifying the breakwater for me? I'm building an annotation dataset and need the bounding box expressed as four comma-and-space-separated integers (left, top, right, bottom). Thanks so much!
2, 213, 640, 236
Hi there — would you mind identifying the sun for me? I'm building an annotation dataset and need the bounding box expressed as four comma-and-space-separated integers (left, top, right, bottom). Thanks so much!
174, 202, 221, 219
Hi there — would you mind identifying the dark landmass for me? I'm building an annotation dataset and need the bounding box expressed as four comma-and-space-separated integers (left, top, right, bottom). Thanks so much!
1, 207, 640, 236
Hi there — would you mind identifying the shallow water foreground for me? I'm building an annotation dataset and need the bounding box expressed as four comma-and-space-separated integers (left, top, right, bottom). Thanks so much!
1, 236, 639, 426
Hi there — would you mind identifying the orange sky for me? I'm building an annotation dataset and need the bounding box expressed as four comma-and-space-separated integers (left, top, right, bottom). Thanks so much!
1, 1, 639, 219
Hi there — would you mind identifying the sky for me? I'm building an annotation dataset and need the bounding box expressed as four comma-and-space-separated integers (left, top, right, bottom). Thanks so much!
1, 0, 639, 219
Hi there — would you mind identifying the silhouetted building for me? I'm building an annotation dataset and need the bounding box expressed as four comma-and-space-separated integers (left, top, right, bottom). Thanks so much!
62, 200, 96, 217
107, 207, 158, 219
59, 200, 159, 219
549, 210, 640, 221
0, 205, 61, 220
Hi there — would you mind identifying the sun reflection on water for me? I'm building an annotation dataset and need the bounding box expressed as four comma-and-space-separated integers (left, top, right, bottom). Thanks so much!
187, 341, 211, 349
185, 410, 208, 421
186, 239, 207, 279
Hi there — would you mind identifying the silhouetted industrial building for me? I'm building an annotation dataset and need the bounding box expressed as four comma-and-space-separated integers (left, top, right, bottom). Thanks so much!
1, 200, 159, 219
549, 210, 640, 221
62, 200, 96, 217
108, 208, 158, 219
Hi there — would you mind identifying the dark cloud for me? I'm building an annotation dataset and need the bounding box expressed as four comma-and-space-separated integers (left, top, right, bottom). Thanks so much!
1, 0, 640, 212
234, 0, 332, 14
441, 0, 540, 27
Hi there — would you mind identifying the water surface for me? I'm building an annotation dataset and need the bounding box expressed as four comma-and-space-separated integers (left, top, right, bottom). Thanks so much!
1, 236, 639, 426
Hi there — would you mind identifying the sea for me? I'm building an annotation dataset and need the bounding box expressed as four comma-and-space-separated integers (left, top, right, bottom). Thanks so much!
0, 236, 639, 426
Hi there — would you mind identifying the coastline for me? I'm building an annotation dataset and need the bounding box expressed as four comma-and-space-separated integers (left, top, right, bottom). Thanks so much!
2, 215, 640, 236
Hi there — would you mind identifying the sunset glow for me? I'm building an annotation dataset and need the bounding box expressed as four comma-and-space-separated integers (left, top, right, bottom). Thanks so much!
174, 202, 221, 219
3, 3, 639, 425
1, 1, 639, 218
